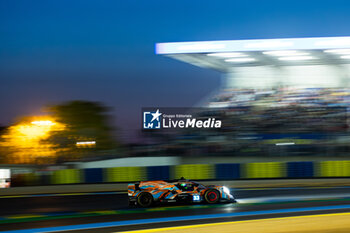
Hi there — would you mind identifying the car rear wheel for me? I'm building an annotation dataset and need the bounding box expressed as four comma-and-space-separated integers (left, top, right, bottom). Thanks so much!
137, 192, 153, 207
204, 189, 220, 204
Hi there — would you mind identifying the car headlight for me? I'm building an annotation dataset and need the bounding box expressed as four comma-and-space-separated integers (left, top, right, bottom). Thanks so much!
223, 186, 230, 195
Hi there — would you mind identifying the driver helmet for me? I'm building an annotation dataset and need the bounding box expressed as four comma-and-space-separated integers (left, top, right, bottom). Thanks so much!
180, 183, 188, 189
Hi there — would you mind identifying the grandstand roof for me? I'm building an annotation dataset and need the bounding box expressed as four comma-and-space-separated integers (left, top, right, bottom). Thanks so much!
156, 36, 350, 72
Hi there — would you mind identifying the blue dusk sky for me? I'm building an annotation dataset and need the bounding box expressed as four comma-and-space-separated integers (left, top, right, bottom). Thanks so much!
1, 0, 350, 141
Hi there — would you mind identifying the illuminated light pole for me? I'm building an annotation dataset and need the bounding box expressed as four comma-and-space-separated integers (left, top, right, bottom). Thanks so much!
76, 141, 96, 147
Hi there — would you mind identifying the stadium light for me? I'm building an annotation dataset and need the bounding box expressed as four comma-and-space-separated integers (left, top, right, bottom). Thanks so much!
340, 55, 350, 59
324, 49, 350, 54
278, 56, 316, 61
263, 50, 309, 56
225, 58, 256, 63
207, 52, 247, 58
31, 120, 55, 126
76, 141, 96, 148
76, 141, 96, 145
276, 142, 295, 146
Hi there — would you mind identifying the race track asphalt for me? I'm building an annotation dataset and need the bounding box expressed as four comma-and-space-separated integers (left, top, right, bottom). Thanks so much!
1, 186, 350, 232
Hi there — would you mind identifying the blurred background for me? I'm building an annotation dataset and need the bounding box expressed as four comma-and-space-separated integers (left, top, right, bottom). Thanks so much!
0, 0, 350, 186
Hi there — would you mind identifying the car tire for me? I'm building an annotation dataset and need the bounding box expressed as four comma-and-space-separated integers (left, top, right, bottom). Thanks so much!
204, 189, 220, 204
137, 192, 154, 207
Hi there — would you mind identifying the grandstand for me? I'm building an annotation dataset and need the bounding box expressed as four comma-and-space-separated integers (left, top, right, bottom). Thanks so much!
155, 37, 350, 157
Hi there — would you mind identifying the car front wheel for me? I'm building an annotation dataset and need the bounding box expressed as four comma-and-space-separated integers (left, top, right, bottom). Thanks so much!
204, 189, 220, 204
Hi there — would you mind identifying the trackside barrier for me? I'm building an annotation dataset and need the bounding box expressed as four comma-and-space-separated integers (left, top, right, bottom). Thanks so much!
23, 173, 39, 186
51, 169, 83, 184
216, 163, 240, 180
104, 167, 147, 182
317, 161, 350, 177
172, 164, 215, 180
147, 166, 170, 180
287, 161, 314, 178
84, 168, 103, 183
10, 160, 350, 186
39, 174, 52, 185
242, 162, 286, 179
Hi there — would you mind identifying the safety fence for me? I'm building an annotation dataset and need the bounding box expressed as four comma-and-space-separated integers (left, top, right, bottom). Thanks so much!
11, 160, 350, 186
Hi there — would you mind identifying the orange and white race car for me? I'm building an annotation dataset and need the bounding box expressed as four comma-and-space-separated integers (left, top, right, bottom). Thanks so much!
128, 178, 234, 207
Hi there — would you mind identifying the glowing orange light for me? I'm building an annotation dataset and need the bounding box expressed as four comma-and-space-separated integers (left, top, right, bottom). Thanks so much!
0, 117, 65, 164
31, 120, 55, 126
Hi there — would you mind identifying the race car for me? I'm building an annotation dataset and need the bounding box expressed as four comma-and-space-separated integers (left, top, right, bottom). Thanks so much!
128, 177, 234, 207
